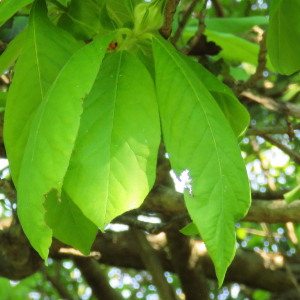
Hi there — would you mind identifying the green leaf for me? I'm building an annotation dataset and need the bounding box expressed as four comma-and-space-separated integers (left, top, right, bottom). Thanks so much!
4, 0, 114, 259
205, 29, 274, 71
63, 50, 160, 231
284, 185, 300, 204
106, 0, 132, 27
180, 222, 199, 235
44, 189, 98, 255
179, 54, 250, 141
152, 36, 250, 286
267, 0, 300, 75
58, 0, 101, 40
100, 1, 118, 30
124, 0, 136, 16
0, 28, 27, 76
136, 48, 155, 81
205, 16, 269, 34
0, 0, 33, 27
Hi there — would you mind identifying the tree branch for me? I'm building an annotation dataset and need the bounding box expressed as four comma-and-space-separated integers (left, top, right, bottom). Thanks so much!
246, 123, 300, 136
131, 228, 177, 300
171, 0, 201, 45
160, 0, 181, 39
166, 228, 210, 300
74, 257, 123, 300
241, 91, 300, 119
211, 0, 225, 17
237, 32, 267, 93
243, 200, 300, 223
182, 0, 208, 55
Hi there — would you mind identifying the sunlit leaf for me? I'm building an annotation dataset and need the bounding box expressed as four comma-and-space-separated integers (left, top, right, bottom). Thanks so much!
4, 0, 114, 259
153, 36, 250, 286
63, 50, 160, 231
179, 54, 250, 141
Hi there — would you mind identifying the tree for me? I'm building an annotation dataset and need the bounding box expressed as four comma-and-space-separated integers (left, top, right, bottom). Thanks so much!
0, 0, 300, 299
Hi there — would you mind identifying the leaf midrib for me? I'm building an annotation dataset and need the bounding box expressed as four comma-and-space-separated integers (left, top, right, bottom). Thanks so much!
103, 51, 123, 226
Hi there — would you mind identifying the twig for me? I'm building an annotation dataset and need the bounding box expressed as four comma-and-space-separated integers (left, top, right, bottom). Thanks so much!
211, 0, 225, 17
241, 91, 300, 119
160, 0, 181, 39
182, 0, 208, 55
258, 133, 300, 166
237, 32, 267, 93
131, 228, 177, 300
171, 0, 201, 45
246, 123, 300, 136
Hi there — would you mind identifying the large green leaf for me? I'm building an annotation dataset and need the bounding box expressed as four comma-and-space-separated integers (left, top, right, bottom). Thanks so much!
63, 50, 160, 230
5, 0, 81, 188
205, 30, 274, 71
267, 0, 300, 75
44, 189, 98, 255
57, 0, 101, 40
0, 0, 33, 27
0, 28, 27, 76
179, 54, 250, 141
152, 36, 250, 286
4, 0, 114, 259
205, 16, 269, 34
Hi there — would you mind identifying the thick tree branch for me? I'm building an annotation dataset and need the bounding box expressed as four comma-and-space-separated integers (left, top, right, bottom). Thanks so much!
88, 231, 297, 293
251, 190, 286, 200
166, 228, 210, 300
74, 257, 123, 300
142, 185, 300, 224
131, 228, 177, 300
243, 200, 300, 223
1, 224, 299, 293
